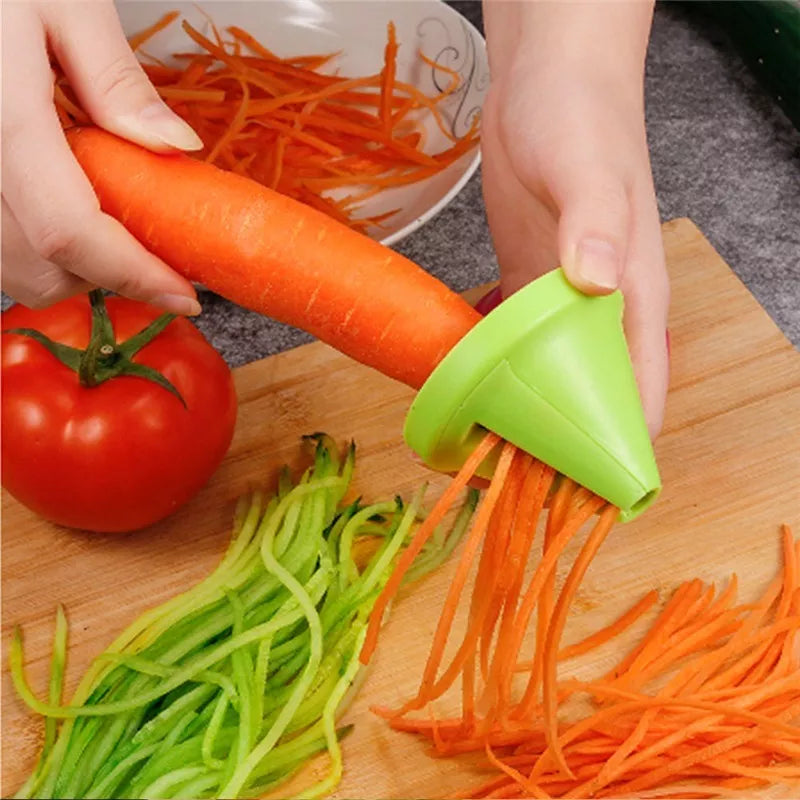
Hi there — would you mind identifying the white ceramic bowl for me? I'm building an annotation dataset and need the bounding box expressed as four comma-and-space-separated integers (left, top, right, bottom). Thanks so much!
116, 0, 488, 246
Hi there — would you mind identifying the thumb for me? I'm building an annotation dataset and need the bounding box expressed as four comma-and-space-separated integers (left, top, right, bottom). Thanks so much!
46, 2, 202, 153
551, 166, 631, 295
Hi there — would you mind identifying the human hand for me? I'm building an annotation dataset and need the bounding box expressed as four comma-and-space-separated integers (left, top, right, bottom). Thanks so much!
480, 1, 670, 438
2, 0, 202, 315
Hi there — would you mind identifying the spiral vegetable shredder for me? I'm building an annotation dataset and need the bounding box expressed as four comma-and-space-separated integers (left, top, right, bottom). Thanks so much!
404, 269, 661, 521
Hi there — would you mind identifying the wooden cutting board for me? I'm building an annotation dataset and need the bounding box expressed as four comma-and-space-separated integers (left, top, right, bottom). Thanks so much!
3, 218, 799, 797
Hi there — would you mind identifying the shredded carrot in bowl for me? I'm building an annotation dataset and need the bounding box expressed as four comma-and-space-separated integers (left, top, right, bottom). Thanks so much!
53, 12, 479, 234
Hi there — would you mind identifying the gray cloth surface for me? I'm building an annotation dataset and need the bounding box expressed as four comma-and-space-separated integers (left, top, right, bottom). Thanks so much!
3, 2, 798, 363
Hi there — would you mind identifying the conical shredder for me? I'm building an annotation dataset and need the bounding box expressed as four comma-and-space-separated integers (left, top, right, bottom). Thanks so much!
403, 268, 661, 521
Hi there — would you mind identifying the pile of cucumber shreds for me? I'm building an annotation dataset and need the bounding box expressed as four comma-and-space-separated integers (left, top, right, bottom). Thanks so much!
11, 434, 477, 799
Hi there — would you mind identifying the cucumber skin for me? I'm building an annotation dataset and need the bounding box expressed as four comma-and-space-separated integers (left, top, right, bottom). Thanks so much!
681, 1, 800, 130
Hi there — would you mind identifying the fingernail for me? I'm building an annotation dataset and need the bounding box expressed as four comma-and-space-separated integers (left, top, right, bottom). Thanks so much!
137, 103, 204, 151
474, 285, 503, 316
575, 238, 620, 290
153, 293, 202, 317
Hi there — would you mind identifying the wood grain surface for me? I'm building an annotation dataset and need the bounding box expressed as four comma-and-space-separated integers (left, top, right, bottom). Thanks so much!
3, 218, 799, 797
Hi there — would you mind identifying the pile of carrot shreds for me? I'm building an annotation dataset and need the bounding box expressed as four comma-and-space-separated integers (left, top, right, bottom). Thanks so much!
361, 433, 800, 799
53, 11, 479, 233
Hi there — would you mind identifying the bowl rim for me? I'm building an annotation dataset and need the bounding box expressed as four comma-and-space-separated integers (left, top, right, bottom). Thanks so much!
379, 148, 483, 247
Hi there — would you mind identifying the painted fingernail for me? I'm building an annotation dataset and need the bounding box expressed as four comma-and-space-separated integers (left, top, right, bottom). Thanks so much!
137, 103, 204, 151
475, 285, 503, 316
575, 238, 620, 290
153, 293, 202, 317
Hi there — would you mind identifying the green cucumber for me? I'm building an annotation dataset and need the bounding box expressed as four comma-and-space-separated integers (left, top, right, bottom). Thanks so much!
683, 1, 800, 129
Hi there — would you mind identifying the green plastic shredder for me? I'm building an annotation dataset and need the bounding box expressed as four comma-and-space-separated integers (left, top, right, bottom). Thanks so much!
403, 268, 661, 522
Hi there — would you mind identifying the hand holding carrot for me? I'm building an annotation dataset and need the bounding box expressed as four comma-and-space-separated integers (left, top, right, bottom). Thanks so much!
480, 0, 670, 438
1, 0, 201, 315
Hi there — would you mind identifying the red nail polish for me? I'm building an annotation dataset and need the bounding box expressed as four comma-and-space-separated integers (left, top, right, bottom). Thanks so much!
475, 285, 502, 316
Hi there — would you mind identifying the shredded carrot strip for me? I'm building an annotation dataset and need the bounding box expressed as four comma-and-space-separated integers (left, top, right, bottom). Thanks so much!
485, 462, 552, 709
543, 504, 619, 778
246, 118, 341, 156
485, 739, 549, 799
480, 455, 533, 683
156, 86, 226, 102
127, 10, 179, 52
418, 50, 461, 102
514, 590, 659, 665
380, 22, 398, 135
360, 431, 500, 664
53, 84, 89, 124
205, 77, 250, 164
523, 478, 576, 715
226, 25, 279, 59
384, 441, 518, 717
507, 494, 606, 716
177, 57, 208, 86
270, 133, 288, 191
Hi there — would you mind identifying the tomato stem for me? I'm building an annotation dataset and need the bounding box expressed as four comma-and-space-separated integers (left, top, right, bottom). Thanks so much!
6, 291, 187, 407
78, 290, 118, 388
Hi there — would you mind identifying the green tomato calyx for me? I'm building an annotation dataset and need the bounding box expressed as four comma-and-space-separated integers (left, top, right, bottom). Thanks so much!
6, 290, 187, 407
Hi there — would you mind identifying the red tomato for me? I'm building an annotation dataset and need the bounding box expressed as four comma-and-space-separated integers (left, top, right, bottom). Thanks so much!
1, 295, 237, 532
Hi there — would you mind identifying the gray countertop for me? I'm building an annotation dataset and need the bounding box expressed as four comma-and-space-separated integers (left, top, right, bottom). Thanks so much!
3, 2, 798, 362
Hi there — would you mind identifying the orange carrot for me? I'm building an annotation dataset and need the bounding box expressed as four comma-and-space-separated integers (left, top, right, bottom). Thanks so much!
67, 126, 481, 388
